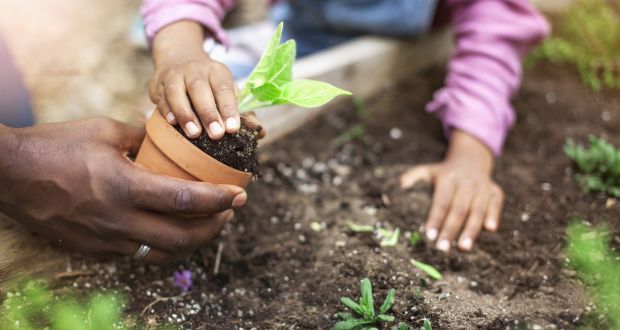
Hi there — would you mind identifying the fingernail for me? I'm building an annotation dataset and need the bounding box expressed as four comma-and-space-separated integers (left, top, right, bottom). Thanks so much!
437, 239, 451, 252
232, 191, 247, 208
426, 228, 438, 241
185, 122, 200, 137
209, 122, 224, 136
486, 219, 497, 231
225, 117, 239, 130
459, 237, 473, 251
166, 112, 176, 124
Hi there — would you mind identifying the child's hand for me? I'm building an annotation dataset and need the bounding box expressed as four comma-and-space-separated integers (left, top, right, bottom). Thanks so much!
400, 130, 504, 253
150, 21, 240, 140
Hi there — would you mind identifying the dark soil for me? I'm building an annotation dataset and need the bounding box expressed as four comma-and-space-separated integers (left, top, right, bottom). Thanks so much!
61, 63, 620, 329
177, 124, 259, 174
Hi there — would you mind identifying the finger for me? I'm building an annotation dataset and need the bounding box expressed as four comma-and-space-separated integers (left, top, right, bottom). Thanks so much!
458, 191, 489, 251
210, 65, 240, 135
241, 113, 266, 139
423, 175, 455, 243
400, 165, 433, 189
116, 210, 233, 254
484, 185, 504, 232
122, 164, 247, 214
185, 73, 225, 140
436, 184, 474, 252
157, 90, 177, 125
164, 75, 201, 138
115, 122, 146, 155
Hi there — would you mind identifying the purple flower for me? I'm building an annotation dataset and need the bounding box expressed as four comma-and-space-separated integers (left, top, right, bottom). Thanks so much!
173, 270, 192, 292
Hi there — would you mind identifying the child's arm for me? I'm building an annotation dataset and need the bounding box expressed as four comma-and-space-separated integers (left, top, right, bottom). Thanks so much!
401, 0, 550, 252
142, 0, 239, 139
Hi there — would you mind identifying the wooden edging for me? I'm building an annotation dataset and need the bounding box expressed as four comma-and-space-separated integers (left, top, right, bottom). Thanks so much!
0, 31, 451, 287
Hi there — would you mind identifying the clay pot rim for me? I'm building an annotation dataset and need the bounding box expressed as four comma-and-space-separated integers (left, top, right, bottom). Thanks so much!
145, 111, 253, 184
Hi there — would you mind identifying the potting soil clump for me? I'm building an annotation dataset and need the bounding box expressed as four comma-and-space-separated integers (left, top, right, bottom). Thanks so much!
177, 125, 260, 174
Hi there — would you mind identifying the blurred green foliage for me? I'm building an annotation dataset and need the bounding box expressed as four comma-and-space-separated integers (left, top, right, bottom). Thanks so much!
565, 136, 620, 197
532, 0, 620, 90
0, 280, 173, 330
566, 221, 620, 329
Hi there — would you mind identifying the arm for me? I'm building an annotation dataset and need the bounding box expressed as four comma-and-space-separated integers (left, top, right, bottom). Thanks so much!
402, 0, 549, 252
0, 119, 246, 262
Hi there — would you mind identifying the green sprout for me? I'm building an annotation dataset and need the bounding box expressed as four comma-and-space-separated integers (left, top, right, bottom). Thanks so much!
566, 220, 620, 329
330, 124, 366, 149
238, 22, 352, 113
378, 228, 400, 247
334, 278, 396, 330
531, 0, 620, 90
410, 259, 443, 281
347, 221, 375, 233
0, 279, 173, 330
409, 232, 422, 247
564, 136, 620, 197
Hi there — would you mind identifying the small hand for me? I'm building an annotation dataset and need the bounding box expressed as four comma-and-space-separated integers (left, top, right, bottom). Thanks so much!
400, 131, 504, 252
0, 118, 247, 263
150, 21, 240, 140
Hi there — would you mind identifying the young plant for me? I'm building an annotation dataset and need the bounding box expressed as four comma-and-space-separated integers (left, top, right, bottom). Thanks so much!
378, 228, 401, 247
238, 22, 351, 113
410, 259, 443, 281
531, 0, 620, 90
564, 136, 620, 197
566, 220, 620, 329
334, 278, 396, 330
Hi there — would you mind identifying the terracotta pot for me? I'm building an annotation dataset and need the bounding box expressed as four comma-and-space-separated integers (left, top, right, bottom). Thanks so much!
135, 111, 252, 188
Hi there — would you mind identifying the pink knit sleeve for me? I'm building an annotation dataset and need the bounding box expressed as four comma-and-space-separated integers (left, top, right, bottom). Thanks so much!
426, 0, 550, 155
141, 0, 236, 47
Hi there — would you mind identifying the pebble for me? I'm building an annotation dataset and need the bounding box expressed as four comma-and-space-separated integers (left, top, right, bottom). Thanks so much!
389, 127, 403, 140
541, 182, 552, 191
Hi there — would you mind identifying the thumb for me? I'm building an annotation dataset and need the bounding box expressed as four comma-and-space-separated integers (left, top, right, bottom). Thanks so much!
400, 164, 437, 189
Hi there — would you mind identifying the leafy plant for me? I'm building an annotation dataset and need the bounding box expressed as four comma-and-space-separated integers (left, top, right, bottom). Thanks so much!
238, 22, 351, 112
564, 136, 620, 197
378, 228, 400, 247
410, 259, 443, 281
531, 0, 620, 90
566, 220, 620, 329
409, 232, 421, 247
334, 278, 396, 330
0, 279, 172, 330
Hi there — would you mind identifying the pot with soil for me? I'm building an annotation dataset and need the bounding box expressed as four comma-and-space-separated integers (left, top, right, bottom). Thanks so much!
135, 22, 351, 187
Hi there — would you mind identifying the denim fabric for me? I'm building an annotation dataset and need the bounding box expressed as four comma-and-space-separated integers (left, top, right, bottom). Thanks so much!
272, 0, 438, 57
0, 36, 34, 127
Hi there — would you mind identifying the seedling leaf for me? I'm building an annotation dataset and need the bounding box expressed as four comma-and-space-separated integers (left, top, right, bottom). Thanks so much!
379, 228, 400, 247
421, 319, 433, 330
337, 312, 355, 321
379, 288, 396, 315
274, 79, 352, 108
377, 314, 395, 322
410, 259, 443, 280
409, 232, 421, 247
268, 39, 296, 86
333, 319, 375, 330
391, 322, 412, 330
244, 22, 284, 90
359, 278, 375, 318
340, 297, 365, 316
347, 221, 374, 233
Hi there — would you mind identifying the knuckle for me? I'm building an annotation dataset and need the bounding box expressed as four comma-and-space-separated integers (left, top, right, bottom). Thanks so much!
186, 79, 208, 93
452, 206, 468, 220
170, 233, 194, 252
214, 82, 233, 94
170, 185, 194, 212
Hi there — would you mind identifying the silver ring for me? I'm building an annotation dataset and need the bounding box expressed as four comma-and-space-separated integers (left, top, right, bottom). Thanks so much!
132, 244, 151, 261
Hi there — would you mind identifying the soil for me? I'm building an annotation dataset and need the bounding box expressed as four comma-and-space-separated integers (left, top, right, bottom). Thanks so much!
59, 63, 620, 329
176, 124, 260, 174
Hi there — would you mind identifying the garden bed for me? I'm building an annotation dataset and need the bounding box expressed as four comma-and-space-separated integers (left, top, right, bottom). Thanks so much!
60, 63, 619, 329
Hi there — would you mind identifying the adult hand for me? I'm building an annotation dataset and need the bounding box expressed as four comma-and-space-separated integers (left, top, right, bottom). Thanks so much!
0, 117, 247, 263
400, 130, 504, 252
150, 21, 240, 140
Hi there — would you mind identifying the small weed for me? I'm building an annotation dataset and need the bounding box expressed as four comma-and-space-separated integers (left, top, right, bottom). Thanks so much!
334, 278, 396, 330
410, 259, 443, 281
378, 228, 400, 247
566, 220, 620, 329
564, 136, 620, 197
531, 0, 620, 90
347, 221, 375, 233
409, 232, 421, 247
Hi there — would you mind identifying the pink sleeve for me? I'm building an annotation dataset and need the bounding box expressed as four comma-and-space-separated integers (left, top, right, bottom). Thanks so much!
426, 0, 550, 155
141, 0, 236, 46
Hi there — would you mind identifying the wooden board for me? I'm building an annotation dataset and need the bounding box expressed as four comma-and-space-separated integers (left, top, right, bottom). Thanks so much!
0, 31, 451, 288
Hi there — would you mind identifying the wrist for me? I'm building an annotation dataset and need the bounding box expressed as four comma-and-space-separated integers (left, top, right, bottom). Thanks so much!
153, 21, 208, 68
446, 130, 494, 174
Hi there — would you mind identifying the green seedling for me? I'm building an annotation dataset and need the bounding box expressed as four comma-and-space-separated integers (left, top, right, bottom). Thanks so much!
564, 136, 620, 197
378, 228, 400, 247
0, 279, 174, 330
334, 278, 396, 330
238, 22, 351, 113
409, 232, 421, 247
410, 259, 443, 280
391, 319, 432, 330
566, 220, 620, 329
330, 124, 366, 149
347, 221, 375, 233
531, 0, 620, 90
